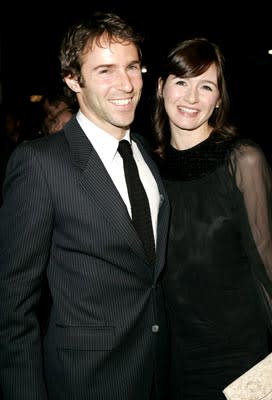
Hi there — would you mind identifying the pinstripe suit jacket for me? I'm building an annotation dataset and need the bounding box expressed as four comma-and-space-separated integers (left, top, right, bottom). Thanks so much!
0, 116, 170, 400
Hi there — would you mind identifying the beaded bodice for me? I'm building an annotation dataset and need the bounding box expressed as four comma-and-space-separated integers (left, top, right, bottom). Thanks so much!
157, 133, 237, 181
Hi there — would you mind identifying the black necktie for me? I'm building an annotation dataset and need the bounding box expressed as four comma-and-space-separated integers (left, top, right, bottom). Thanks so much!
118, 140, 155, 264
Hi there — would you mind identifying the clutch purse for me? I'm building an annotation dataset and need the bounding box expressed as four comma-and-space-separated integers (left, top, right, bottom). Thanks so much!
223, 352, 272, 400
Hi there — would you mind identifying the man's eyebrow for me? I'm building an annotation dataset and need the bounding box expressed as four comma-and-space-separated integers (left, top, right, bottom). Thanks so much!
94, 60, 141, 70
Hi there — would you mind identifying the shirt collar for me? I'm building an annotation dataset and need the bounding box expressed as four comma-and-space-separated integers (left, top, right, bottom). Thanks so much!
76, 110, 131, 162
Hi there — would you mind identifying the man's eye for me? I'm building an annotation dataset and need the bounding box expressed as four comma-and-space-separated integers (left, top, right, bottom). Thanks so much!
128, 64, 141, 72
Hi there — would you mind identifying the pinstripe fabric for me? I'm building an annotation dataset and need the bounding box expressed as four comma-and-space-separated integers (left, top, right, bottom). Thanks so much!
0, 116, 170, 400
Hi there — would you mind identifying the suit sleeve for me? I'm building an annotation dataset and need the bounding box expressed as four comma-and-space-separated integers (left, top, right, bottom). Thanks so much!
0, 143, 52, 399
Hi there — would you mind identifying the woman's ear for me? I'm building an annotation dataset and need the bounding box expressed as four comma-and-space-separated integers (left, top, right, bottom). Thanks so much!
157, 78, 163, 97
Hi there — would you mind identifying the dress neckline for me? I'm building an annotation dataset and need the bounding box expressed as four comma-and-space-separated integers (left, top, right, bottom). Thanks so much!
158, 132, 237, 181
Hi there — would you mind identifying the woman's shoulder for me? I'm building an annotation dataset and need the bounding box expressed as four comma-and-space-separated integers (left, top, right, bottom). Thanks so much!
229, 137, 267, 167
226, 137, 272, 188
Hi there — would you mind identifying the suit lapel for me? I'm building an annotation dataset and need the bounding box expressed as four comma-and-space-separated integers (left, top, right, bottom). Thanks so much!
64, 118, 155, 269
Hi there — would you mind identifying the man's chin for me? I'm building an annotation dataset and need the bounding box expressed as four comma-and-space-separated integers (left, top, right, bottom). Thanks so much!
115, 115, 135, 129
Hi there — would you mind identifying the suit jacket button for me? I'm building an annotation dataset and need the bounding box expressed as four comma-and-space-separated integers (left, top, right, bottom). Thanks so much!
152, 324, 159, 333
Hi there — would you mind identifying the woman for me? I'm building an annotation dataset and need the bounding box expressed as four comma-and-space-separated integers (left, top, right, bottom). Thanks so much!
153, 37, 272, 399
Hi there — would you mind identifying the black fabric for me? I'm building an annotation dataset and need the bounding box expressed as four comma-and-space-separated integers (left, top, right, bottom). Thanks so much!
0, 118, 171, 400
118, 140, 155, 264
156, 132, 272, 400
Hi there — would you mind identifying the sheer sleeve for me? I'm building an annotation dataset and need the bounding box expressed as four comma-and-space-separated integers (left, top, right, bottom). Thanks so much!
230, 141, 272, 329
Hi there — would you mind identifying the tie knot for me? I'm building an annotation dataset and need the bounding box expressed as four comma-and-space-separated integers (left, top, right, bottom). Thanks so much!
118, 140, 132, 158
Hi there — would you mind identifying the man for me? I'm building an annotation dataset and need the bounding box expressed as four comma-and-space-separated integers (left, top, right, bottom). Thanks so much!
0, 12, 170, 400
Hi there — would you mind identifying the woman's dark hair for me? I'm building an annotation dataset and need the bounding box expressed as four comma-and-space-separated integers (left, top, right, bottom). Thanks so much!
153, 37, 237, 158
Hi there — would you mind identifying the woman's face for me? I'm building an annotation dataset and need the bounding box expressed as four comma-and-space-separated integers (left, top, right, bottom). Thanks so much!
160, 63, 220, 135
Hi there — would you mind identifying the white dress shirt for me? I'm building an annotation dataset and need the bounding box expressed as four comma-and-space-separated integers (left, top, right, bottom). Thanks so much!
76, 110, 160, 244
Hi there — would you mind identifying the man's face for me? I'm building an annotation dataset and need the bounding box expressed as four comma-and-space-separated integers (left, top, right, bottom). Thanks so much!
66, 37, 143, 138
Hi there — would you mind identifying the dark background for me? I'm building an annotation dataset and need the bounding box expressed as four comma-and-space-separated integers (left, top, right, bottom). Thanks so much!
1, 1, 272, 153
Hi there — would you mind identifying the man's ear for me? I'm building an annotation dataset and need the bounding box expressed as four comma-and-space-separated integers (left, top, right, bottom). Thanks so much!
64, 76, 80, 93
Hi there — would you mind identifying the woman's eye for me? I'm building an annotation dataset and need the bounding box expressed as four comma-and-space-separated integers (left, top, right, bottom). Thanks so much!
202, 85, 213, 91
176, 80, 186, 86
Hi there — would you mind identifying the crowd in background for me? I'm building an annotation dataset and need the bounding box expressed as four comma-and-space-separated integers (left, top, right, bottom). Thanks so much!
0, 88, 78, 204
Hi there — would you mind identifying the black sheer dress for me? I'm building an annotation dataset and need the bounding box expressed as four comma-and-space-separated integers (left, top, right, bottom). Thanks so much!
157, 132, 272, 400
